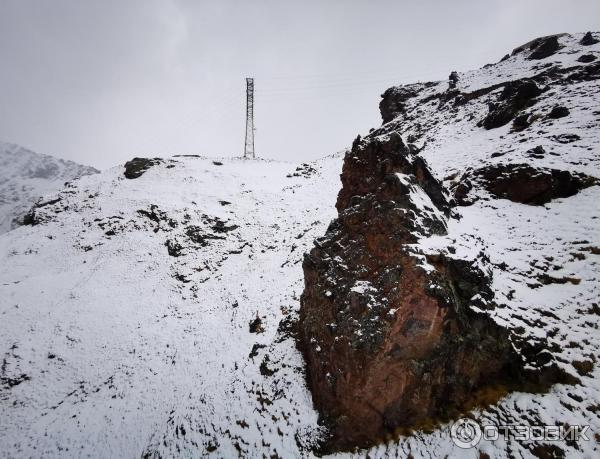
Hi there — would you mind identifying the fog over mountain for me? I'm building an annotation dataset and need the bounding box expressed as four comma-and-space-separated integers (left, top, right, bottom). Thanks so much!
1, 0, 599, 168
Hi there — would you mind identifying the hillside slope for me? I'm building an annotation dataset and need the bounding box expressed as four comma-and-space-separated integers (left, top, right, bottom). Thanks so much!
0, 142, 98, 234
1, 32, 600, 458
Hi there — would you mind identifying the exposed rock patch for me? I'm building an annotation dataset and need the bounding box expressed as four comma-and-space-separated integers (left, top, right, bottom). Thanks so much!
22, 197, 62, 226
547, 106, 570, 119
287, 163, 317, 178
528, 35, 562, 60
379, 84, 435, 123
453, 163, 598, 205
580, 31, 599, 46
577, 53, 597, 63
480, 79, 543, 129
124, 157, 164, 179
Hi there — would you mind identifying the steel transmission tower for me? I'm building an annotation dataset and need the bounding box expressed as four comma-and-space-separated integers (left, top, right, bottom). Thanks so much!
244, 78, 255, 159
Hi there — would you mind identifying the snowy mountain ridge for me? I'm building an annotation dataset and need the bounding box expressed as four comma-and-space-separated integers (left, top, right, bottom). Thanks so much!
1, 32, 600, 458
0, 141, 98, 234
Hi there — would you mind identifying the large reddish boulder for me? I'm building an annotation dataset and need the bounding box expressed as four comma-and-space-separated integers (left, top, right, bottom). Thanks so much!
298, 133, 529, 451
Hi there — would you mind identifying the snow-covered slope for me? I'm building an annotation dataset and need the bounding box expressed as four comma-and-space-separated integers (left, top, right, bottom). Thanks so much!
0, 155, 342, 458
1, 32, 599, 458
0, 142, 98, 234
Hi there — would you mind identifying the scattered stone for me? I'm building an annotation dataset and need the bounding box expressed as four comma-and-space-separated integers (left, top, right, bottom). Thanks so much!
548, 106, 570, 119
1, 373, 31, 390
165, 239, 183, 257
124, 157, 163, 179
537, 274, 581, 286
580, 32, 599, 46
248, 343, 265, 359
249, 315, 264, 334
211, 219, 239, 233
137, 205, 177, 231
259, 356, 276, 376
577, 54, 597, 63
185, 225, 225, 247
527, 145, 546, 159
551, 133, 580, 144
286, 163, 317, 178
173, 273, 190, 283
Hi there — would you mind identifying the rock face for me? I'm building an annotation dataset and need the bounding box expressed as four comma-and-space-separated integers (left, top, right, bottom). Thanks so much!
299, 133, 527, 451
379, 84, 429, 124
453, 163, 598, 206
528, 35, 562, 60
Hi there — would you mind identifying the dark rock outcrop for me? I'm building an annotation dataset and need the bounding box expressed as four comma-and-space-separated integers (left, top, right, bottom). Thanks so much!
528, 35, 562, 60
548, 106, 570, 119
379, 87, 418, 124
379, 83, 436, 124
448, 71, 459, 90
577, 53, 597, 63
299, 134, 529, 451
454, 163, 597, 205
580, 32, 599, 46
512, 113, 533, 131
551, 133, 580, 144
124, 157, 163, 179
22, 197, 62, 226
481, 79, 542, 129
527, 145, 546, 159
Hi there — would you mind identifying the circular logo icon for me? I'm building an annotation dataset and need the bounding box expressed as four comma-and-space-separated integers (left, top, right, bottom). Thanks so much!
451, 418, 482, 449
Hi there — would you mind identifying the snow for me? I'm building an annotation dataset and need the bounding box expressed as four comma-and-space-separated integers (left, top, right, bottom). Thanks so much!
0, 155, 341, 457
1, 31, 600, 458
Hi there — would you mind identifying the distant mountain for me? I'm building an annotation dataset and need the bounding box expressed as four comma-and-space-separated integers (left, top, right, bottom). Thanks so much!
0, 142, 98, 233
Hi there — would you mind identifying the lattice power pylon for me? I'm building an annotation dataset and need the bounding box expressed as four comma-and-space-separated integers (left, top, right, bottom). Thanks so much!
244, 78, 255, 159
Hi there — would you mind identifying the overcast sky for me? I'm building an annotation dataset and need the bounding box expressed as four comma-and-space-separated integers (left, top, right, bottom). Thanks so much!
1, 0, 599, 169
